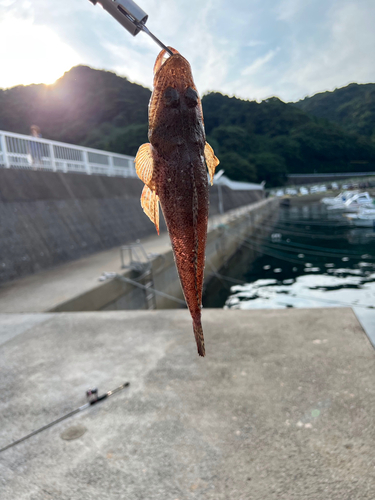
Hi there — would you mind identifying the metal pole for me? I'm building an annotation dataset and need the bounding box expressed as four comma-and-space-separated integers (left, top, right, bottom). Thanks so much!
108, 155, 114, 177
139, 24, 173, 56
88, 0, 173, 56
218, 184, 224, 215
83, 150, 90, 175
49, 143, 57, 172
0, 132, 10, 168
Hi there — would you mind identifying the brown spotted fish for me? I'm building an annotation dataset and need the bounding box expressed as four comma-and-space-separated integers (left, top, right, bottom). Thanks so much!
134, 47, 219, 356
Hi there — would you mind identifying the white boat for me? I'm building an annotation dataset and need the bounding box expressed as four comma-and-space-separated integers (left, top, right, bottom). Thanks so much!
321, 190, 358, 205
348, 212, 375, 230
311, 184, 327, 193
345, 210, 375, 227
327, 192, 374, 212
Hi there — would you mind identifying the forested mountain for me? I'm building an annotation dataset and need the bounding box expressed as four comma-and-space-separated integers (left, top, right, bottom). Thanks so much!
294, 83, 375, 142
0, 66, 151, 153
203, 93, 375, 186
1, 66, 375, 187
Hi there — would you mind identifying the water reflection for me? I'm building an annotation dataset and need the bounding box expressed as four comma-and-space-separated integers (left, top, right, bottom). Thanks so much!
225, 267, 375, 310
203, 200, 375, 310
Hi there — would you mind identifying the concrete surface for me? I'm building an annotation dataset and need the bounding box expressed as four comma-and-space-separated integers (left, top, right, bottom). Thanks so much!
1, 308, 374, 499
0, 199, 277, 314
353, 307, 375, 348
0, 232, 172, 313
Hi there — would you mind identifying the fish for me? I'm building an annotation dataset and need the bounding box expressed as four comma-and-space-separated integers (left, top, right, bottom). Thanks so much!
134, 47, 219, 357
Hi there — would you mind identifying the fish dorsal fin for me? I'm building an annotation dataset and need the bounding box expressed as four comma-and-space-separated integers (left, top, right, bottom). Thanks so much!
141, 185, 160, 235
135, 143, 154, 187
204, 142, 220, 186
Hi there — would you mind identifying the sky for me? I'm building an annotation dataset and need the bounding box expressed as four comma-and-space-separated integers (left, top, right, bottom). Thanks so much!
0, 0, 374, 102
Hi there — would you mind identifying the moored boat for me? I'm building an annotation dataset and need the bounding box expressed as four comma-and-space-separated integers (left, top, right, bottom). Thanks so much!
344, 207, 375, 227
327, 192, 374, 212
321, 190, 359, 205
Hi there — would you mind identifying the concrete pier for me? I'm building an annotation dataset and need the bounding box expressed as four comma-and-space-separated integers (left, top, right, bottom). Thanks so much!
1, 308, 374, 499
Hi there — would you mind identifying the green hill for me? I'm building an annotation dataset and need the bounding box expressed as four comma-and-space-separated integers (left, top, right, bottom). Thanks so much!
203, 92, 375, 186
294, 83, 375, 142
0, 65, 151, 154
1, 66, 375, 187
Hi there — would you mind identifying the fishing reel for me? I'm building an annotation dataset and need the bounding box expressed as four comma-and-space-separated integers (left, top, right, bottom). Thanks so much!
88, 0, 173, 55
86, 387, 99, 403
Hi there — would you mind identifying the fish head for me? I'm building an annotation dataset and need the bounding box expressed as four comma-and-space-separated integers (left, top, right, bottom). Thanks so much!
149, 47, 204, 130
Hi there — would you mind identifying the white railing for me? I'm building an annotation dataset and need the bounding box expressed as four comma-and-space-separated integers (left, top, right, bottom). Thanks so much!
0, 129, 137, 178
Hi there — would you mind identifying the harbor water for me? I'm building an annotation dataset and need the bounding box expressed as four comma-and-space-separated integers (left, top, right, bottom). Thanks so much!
202, 198, 375, 311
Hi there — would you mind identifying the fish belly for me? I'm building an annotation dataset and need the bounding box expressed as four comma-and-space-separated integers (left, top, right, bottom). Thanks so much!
156, 154, 208, 319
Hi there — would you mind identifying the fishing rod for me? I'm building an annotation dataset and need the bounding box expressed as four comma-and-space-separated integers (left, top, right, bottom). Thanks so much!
88, 0, 174, 56
0, 382, 130, 454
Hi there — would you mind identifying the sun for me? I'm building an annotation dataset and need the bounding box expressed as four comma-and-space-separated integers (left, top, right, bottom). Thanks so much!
0, 16, 82, 89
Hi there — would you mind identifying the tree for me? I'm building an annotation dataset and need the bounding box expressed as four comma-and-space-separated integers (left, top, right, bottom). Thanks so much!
218, 152, 257, 183
250, 153, 288, 187
108, 124, 149, 156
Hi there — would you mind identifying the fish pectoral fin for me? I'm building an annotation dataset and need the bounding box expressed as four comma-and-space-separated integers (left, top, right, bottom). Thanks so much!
141, 185, 160, 235
135, 143, 154, 187
204, 142, 220, 186
136, 144, 160, 234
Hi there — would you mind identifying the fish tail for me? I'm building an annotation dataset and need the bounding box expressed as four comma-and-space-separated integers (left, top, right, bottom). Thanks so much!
193, 318, 205, 357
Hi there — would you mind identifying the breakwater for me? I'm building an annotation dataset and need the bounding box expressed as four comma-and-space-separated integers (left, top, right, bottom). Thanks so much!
0, 168, 264, 284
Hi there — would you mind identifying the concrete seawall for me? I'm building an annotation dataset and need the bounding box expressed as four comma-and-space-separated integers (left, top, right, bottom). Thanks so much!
0, 198, 277, 314
52, 198, 278, 312
0, 168, 264, 284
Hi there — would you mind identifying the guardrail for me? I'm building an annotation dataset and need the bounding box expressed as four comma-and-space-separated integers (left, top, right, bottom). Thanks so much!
0, 129, 136, 177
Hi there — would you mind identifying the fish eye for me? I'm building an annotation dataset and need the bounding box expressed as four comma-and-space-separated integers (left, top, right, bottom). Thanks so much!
185, 87, 198, 108
163, 87, 180, 107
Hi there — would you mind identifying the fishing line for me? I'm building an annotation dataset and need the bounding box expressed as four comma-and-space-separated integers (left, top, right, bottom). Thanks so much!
0, 382, 130, 454
115, 274, 186, 306
206, 260, 246, 285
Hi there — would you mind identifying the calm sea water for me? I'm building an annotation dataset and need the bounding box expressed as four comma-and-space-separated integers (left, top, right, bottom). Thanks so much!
202, 200, 375, 310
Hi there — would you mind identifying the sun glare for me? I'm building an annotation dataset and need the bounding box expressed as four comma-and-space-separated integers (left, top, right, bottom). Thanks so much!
0, 16, 82, 89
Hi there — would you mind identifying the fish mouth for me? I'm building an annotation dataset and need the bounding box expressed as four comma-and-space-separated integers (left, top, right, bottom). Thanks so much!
153, 47, 180, 75
153, 47, 194, 88
149, 47, 202, 129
